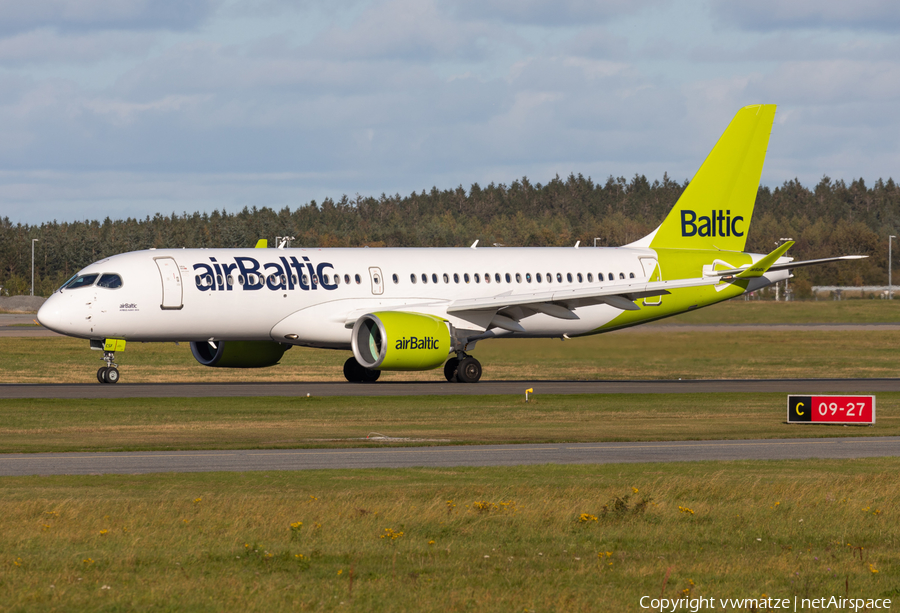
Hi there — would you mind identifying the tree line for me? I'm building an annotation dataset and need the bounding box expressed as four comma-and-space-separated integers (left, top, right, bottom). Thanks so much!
1, 173, 897, 297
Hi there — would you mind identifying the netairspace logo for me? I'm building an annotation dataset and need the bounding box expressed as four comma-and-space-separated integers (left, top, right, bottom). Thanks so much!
639, 595, 892, 612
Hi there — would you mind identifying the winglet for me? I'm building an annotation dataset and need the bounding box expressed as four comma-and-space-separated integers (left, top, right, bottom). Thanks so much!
255, 239, 268, 248
734, 241, 794, 279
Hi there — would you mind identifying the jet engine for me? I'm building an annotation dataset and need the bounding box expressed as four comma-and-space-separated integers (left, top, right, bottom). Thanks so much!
190, 340, 290, 368
351, 312, 451, 371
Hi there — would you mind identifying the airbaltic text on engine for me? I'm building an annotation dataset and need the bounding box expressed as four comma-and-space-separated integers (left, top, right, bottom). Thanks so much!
396, 336, 440, 350
192, 256, 336, 291
681, 210, 744, 237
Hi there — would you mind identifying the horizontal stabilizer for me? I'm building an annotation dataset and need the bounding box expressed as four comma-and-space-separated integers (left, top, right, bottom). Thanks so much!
708, 254, 867, 278
733, 241, 794, 279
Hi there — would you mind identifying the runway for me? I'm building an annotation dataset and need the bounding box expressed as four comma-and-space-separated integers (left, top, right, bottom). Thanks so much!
2, 437, 898, 476
3, 378, 899, 399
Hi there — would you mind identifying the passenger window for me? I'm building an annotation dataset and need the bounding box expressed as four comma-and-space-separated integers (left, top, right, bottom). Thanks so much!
577, 273, 583, 283
312, 275, 319, 285
485, 273, 491, 284
422, 273, 428, 284
536, 273, 542, 283
464, 273, 470, 283
495, 273, 501, 283
608, 272, 614, 281
475, 273, 481, 283
392, 273, 398, 284
505, 273, 511, 283
411, 274, 417, 284
301, 275, 309, 286
345, 274, 351, 284
566, 273, 572, 283
355, 274, 361, 284
432, 273, 438, 284
619, 273, 625, 279
290, 275, 297, 285
525, 273, 532, 283
629, 272, 635, 279
323, 274, 330, 285
515, 273, 522, 283
587, 273, 593, 282
228, 275, 235, 286
443, 273, 449, 283
556, 273, 563, 283
238, 275, 246, 285
546, 273, 552, 283
454, 273, 460, 283
97, 274, 123, 289
217, 275, 224, 287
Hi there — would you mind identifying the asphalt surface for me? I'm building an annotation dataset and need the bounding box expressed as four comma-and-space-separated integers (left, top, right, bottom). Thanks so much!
3, 378, 899, 399
2, 437, 898, 476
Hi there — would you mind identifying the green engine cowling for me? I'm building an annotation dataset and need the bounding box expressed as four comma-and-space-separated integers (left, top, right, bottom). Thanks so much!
351, 312, 451, 371
190, 340, 289, 368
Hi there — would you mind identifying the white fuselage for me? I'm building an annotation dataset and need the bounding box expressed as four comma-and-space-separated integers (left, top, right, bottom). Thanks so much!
37, 246, 787, 349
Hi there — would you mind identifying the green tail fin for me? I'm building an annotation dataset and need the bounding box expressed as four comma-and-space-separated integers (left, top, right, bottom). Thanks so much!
649, 104, 776, 252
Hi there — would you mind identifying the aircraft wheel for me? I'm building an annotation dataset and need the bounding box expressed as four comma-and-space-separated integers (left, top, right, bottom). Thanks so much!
343, 357, 365, 383
443, 358, 459, 382
97, 367, 109, 384
105, 367, 120, 384
362, 368, 381, 383
456, 357, 482, 383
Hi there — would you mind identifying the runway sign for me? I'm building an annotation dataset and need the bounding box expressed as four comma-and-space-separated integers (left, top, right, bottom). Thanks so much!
787, 395, 875, 424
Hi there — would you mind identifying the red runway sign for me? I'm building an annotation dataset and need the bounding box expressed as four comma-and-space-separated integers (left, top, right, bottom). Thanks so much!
787, 395, 875, 424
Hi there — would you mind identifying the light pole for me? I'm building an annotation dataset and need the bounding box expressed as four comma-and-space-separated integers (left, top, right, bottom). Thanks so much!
31, 238, 39, 296
890, 235, 896, 299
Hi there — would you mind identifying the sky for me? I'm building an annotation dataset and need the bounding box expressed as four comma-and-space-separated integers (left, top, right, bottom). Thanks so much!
2, 0, 899, 225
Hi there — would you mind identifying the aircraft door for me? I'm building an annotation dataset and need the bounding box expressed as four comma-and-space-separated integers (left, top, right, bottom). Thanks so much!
155, 257, 184, 310
369, 267, 384, 295
640, 257, 661, 306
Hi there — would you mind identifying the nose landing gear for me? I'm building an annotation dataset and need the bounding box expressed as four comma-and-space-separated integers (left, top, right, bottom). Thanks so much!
97, 350, 120, 384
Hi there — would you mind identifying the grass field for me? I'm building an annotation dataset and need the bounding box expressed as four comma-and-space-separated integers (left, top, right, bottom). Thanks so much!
2, 300, 898, 610
0, 393, 895, 454
2, 461, 898, 612
4, 327, 900, 384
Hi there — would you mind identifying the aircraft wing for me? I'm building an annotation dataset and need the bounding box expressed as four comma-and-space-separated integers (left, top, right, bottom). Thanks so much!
446, 275, 724, 317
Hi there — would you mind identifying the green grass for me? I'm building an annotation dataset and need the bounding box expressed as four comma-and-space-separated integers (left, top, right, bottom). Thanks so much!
1, 461, 897, 612
4, 326, 900, 383
0, 393, 894, 454
648, 298, 900, 324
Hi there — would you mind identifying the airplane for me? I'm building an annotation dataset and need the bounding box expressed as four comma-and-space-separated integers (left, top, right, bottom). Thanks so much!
37, 104, 865, 384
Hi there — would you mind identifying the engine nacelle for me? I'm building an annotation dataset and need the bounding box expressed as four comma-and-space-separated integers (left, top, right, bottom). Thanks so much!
351, 312, 451, 371
190, 340, 289, 368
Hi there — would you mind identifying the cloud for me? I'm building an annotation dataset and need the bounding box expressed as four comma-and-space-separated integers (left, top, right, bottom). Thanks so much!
0, 28, 155, 65
711, 0, 900, 32
451, 0, 666, 27
0, 0, 219, 35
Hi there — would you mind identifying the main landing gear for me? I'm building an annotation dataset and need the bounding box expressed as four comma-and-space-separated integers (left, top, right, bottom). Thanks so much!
343, 356, 381, 383
444, 353, 482, 383
97, 350, 120, 384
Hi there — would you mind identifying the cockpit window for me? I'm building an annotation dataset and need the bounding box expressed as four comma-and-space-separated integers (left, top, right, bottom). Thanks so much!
97, 274, 123, 289
63, 274, 99, 290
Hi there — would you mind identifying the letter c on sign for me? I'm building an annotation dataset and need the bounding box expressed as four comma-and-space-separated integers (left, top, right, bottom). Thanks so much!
795, 402, 804, 416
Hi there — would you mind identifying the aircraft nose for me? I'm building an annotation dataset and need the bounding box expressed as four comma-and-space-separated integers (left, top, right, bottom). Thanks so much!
37, 295, 66, 334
